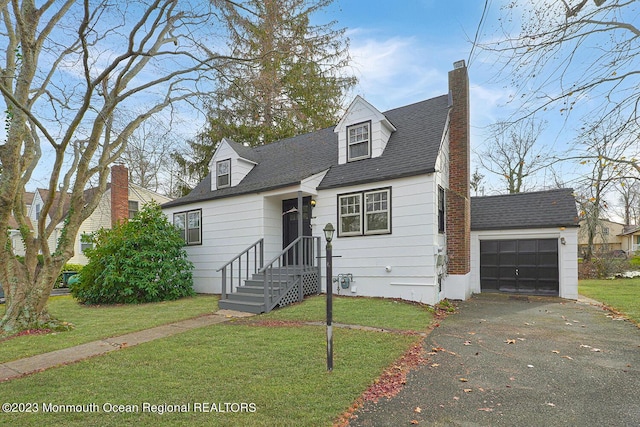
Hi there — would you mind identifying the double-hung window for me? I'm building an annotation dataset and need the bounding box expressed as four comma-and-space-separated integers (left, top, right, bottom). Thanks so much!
128, 200, 139, 219
216, 159, 231, 189
173, 209, 202, 245
338, 188, 391, 237
347, 122, 371, 161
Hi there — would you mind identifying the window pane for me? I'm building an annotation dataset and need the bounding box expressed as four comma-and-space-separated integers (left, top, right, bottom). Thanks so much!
188, 227, 200, 244
349, 142, 369, 159
188, 211, 200, 228
339, 194, 361, 235
366, 212, 388, 232
341, 215, 361, 233
174, 213, 186, 242
364, 190, 390, 234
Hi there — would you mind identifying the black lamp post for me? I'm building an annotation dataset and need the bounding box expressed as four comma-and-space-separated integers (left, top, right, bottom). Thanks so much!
323, 223, 335, 371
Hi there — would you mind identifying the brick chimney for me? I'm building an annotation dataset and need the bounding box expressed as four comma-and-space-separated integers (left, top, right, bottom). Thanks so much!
446, 60, 470, 276
111, 164, 129, 227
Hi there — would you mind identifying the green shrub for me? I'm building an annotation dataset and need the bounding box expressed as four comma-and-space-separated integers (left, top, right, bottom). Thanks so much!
70, 202, 194, 304
629, 256, 640, 269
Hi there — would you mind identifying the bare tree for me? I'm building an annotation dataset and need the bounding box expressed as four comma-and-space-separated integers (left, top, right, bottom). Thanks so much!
120, 117, 180, 194
0, 0, 237, 333
575, 119, 629, 261
479, 0, 640, 174
613, 177, 640, 226
477, 118, 550, 193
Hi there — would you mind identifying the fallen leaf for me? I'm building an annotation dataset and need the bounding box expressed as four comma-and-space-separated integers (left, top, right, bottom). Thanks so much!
464, 341, 472, 346
580, 344, 592, 349
464, 389, 473, 393
546, 402, 556, 407
561, 355, 573, 360
527, 365, 534, 368
478, 408, 493, 412
565, 323, 573, 326
517, 338, 526, 341
591, 348, 601, 352
431, 363, 440, 368
573, 320, 579, 323
505, 339, 516, 344
410, 420, 419, 425
478, 387, 485, 392
509, 377, 516, 381
414, 407, 422, 413
453, 396, 460, 401
552, 350, 560, 354
459, 378, 469, 382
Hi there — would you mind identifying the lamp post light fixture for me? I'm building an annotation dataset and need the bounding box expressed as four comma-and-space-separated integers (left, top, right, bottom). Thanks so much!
323, 223, 335, 371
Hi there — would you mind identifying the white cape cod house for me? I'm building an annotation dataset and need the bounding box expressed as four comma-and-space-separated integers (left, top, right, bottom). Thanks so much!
162, 61, 579, 313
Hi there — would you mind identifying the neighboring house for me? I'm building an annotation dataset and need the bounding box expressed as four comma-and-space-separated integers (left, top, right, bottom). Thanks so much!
577, 219, 640, 256
619, 225, 640, 255
22, 165, 172, 265
162, 61, 580, 313
7, 191, 34, 255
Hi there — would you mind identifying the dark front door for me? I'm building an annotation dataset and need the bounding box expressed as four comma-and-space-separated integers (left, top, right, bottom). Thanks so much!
480, 239, 559, 295
282, 197, 312, 264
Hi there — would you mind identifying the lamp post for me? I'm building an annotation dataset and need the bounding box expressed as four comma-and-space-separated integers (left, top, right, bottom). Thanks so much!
323, 223, 335, 372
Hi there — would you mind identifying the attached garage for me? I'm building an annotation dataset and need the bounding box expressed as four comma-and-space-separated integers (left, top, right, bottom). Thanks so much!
470, 189, 580, 300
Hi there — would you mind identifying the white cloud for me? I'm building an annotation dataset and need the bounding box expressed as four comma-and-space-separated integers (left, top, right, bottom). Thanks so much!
347, 31, 446, 110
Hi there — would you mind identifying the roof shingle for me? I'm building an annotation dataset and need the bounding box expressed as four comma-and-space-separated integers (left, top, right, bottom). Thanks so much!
163, 95, 450, 208
471, 188, 579, 231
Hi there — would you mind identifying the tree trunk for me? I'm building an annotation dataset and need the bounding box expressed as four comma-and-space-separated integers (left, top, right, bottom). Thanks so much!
0, 257, 63, 334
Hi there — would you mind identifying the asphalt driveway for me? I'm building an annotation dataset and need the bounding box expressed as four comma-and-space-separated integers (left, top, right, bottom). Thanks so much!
350, 293, 640, 426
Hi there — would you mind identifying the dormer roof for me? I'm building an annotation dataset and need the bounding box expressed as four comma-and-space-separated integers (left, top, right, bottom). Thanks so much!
334, 95, 396, 134
163, 95, 450, 208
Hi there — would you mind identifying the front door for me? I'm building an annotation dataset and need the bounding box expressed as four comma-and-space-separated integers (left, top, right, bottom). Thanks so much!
282, 197, 312, 264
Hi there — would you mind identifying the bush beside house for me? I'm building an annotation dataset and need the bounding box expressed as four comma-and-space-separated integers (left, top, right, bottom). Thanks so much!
71, 202, 194, 304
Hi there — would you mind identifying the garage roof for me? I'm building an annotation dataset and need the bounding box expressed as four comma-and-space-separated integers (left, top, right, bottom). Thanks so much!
471, 188, 579, 230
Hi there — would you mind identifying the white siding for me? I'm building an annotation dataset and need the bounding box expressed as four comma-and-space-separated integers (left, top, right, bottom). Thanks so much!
312, 174, 442, 305
470, 227, 579, 300
164, 193, 267, 293
335, 96, 395, 165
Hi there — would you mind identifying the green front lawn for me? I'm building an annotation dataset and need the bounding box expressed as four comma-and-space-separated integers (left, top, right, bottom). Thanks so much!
263, 294, 433, 331
580, 278, 640, 324
0, 295, 219, 363
0, 295, 433, 426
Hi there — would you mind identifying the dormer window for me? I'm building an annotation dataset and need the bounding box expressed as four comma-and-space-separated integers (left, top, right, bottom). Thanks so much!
347, 122, 371, 162
216, 159, 231, 188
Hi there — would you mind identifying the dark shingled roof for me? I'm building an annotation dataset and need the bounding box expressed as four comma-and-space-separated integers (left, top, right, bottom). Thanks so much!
318, 95, 449, 189
471, 188, 580, 231
163, 95, 450, 208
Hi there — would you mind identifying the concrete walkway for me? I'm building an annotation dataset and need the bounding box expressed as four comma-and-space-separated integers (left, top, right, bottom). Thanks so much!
0, 309, 254, 383
349, 294, 640, 426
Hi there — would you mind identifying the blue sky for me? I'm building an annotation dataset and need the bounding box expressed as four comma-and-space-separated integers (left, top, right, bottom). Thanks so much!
325, 0, 588, 195
12, 1, 590, 196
